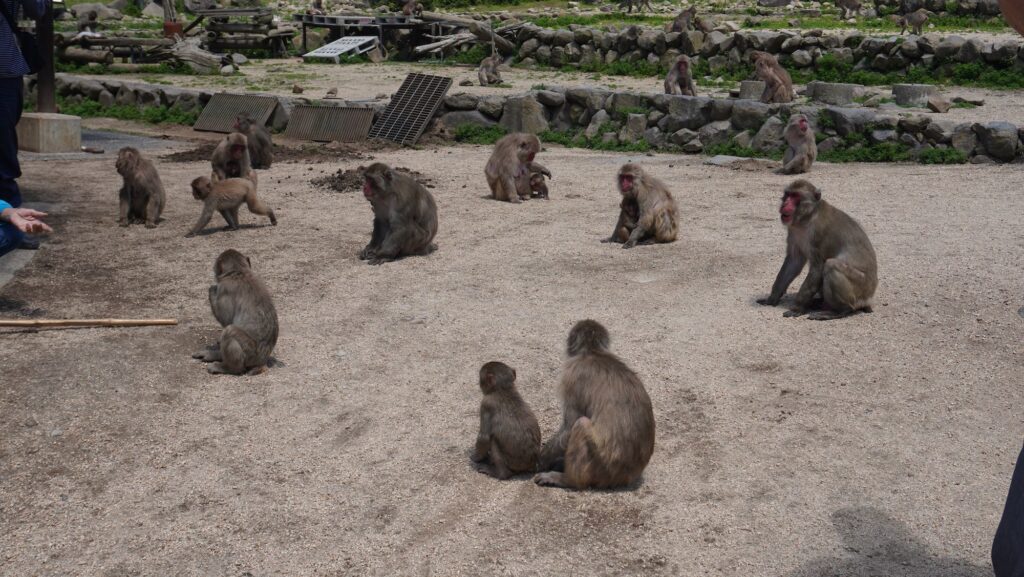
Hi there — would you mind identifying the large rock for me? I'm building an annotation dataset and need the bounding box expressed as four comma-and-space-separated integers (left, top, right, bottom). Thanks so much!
892, 84, 937, 107
437, 110, 496, 131
791, 49, 813, 67
499, 95, 549, 134
584, 109, 609, 139
565, 87, 609, 113
477, 96, 504, 119
519, 38, 540, 57
552, 29, 574, 47
679, 31, 705, 54
822, 107, 877, 137
662, 96, 713, 130
935, 35, 966, 60
751, 115, 786, 151
114, 86, 136, 107
973, 121, 1018, 161
922, 119, 956, 143
698, 120, 734, 148
730, 100, 770, 131
444, 93, 478, 111
670, 128, 699, 145
607, 92, 646, 116
535, 90, 565, 107
619, 113, 647, 143
951, 123, 978, 155
644, 127, 666, 147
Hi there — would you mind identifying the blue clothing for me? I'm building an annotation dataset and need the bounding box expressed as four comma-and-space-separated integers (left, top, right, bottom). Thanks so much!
0, 75, 23, 206
995, 442, 1024, 577
0, 0, 47, 78
0, 197, 23, 257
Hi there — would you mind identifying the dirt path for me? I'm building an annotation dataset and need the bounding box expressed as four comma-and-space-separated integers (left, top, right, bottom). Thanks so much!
0, 140, 1021, 575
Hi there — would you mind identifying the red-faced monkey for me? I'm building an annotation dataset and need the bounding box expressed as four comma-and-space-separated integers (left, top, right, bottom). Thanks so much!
484, 133, 542, 204
664, 54, 697, 96
360, 163, 439, 265
602, 163, 678, 248
776, 113, 817, 175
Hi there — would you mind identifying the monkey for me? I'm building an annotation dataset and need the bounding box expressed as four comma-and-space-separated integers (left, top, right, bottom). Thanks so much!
360, 163, 439, 265
694, 14, 717, 33
471, 361, 542, 480
77, 10, 99, 33
601, 163, 678, 248
292, 84, 304, 94
618, 0, 652, 13
751, 51, 794, 104
757, 179, 878, 320
210, 132, 254, 184
114, 147, 165, 228
307, 0, 324, 14
835, 0, 860, 19
529, 170, 550, 200
401, 0, 423, 16
484, 133, 542, 204
670, 6, 697, 32
534, 320, 656, 490
664, 54, 697, 97
478, 54, 502, 86
776, 114, 817, 175
185, 176, 276, 237
193, 249, 279, 375
234, 113, 273, 170
898, 9, 929, 34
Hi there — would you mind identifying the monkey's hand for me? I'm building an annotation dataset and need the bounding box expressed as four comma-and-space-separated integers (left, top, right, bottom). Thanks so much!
783, 308, 806, 318
622, 239, 637, 249
756, 296, 780, 306
368, 256, 392, 266
358, 247, 375, 260
118, 219, 129, 227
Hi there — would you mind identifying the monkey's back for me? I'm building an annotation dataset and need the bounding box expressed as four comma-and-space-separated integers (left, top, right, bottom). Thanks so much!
489, 390, 542, 471
226, 273, 279, 361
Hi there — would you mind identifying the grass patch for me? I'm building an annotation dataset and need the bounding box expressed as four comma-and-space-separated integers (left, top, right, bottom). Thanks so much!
449, 45, 488, 65
454, 124, 507, 145
745, 14, 1007, 33
705, 141, 784, 160
918, 147, 968, 164
528, 13, 671, 29
792, 55, 1024, 90
55, 60, 192, 75
57, 97, 199, 126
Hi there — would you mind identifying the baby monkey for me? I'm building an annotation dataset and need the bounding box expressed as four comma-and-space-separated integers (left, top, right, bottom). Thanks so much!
186, 176, 276, 237
471, 361, 541, 479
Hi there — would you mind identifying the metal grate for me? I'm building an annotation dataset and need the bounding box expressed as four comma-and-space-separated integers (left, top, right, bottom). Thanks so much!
303, 36, 378, 62
368, 73, 451, 146
193, 93, 279, 133
283, 105, 374, 142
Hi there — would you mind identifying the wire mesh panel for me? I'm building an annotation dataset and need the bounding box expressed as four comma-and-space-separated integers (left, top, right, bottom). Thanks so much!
283, 105, 374, 142
367, 73, 452, 146
303, 36, 377, 62
193, 93, 278, 133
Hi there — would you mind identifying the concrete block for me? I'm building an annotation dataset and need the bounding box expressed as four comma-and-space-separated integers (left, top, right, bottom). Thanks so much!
738, 80, 765, 100
17, 113, 81, 153
892, 84, 938, 107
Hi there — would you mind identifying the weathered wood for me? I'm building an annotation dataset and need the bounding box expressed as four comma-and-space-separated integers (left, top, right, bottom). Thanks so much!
80, 36, 174, 47
147, 37, 222, 73
0, 318, 178, 328
58, 46, 114, 64
419, 11, 513, 55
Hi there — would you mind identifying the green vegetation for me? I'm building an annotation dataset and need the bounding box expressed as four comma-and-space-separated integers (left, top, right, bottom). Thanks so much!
818, 138, 914, 162
449, 44, 489, 65
528, 13, 671, 29
56, 97, 199, 126
55, 60, 192, 75
745, 14, 1007, 33
918, 146, 968, 164
705, 141, 784, 160
454, 124, 508, 144
793, 55, 1024, 90
539, 129, 653, 152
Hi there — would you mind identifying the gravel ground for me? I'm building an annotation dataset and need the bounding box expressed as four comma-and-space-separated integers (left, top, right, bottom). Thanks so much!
0, 139, 1022, 576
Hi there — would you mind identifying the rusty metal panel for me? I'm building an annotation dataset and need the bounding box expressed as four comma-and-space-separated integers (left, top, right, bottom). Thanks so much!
368, 73, 451, 146
283, 105, 374, 142
193, 93, 278, 133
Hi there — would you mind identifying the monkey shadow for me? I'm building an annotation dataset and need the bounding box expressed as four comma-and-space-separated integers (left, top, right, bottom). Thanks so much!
782, 506, 990, 577
191, 223, 275, 237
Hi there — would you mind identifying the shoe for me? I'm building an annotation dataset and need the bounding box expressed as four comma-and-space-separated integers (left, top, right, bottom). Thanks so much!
18, 236, 40, 250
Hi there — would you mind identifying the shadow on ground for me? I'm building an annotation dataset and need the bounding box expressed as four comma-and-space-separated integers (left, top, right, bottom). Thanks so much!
785, 506, 991, 577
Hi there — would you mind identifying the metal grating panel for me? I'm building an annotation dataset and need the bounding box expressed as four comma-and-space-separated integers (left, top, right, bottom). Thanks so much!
193, 93, 279, 133
303, 36, 377, 62
283, 105, 374, 142
368, 73, 451, 146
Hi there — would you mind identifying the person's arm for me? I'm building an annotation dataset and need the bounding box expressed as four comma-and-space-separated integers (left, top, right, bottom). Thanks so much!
20, 0, 48, 20
1, 204, 53, 234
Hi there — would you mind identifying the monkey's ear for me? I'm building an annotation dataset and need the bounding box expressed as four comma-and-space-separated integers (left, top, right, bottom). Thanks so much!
813, 187, 822, 201
385, 169, 395, 182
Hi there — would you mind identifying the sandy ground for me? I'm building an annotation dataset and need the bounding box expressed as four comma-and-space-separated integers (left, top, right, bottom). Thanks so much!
77, 59, 1024, 126
1, 135, 1023, 576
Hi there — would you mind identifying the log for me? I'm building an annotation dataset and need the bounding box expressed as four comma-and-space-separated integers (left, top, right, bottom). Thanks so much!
58, 46, 114, 64
81, 36, 174, 47
419, 11, 514, 55
0, 318, 178, 328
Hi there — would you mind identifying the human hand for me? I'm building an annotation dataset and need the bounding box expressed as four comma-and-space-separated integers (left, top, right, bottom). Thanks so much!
4, 208, 53, 235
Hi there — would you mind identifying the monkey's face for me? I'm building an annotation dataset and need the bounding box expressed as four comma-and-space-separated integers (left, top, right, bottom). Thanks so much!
618, 171, 637, 198
779, 184, 820, 226
115, 150, 136, 175
230, 144, 246, 160
792, 115, 809, 134
677, 58, 689, 74
518, 137, 539, 163
363, 174, 388, 200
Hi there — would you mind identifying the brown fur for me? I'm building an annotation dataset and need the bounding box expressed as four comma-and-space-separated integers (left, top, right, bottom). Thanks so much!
401, 0, 423, 16
478, 55, 503, 86
534, 320, 656, 490
836, 0, 860, 18
360, 163, 439, 265
484, 133, 542, 204
602, 163, 678, 248
529, 171, 550, 199
471, 361, 542, 479
211, 132, 255, 184
899, 9, 929, 34
114, 147, 165, 228
185, 176, 276, 237
776, 114, 817, 175
234, 114, 273, 170
752, 51, 794, 104
670, 6, 697, 32
618, 0, 652, 12
77, 10, 99, 32
193, 249, 279, 375
664, 55, 697, 96
757, 180, 878, 320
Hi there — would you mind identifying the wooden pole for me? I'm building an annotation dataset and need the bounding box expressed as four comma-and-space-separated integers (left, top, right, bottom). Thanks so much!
0, 319, 178, 328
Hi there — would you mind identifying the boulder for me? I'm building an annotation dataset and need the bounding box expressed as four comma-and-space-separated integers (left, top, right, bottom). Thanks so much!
934, 35, 966, 60
805, 81, 859, 105
791, 49, 813, 67
670, 128, 699, 145
922, 119, 956, 143
444, 93, 478, 111
973, 121, 1018, 161
751, 115, 786, 151
535, 90, 565, 107
644, 127, 666, 147
950, 123, 978, 155
892, 84, 937, 107
477, 96, 505, 120
698, 120, 734, 148
822, 107, 877, 137
584, 109, 610, 139
731, 100, 771, 130
664, 95, 713, 129
681, 139, 703, 153
619, 113, 647, 143
499, 95, 549, 134
565, 87, 609, 113
926, 96, 951, 113
437, 110, 496, 131
817, 136, 843, 153
607, 92, 646, 116
70, 2, 122, 20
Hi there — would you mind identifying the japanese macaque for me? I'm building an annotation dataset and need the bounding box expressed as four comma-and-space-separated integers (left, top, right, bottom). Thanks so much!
751, 51, 794, 104
757, 180, 878, 320
664, 54, 697, 96
307, 0, 324, 14
115, 147, 165, 228
534, 320, 656, 490
471, 361, 542, 479
776, 113, 817, 175
193, 249, 279, 375
485, 133, 542, 204
292, 84, 304, 94
618, 0, 653, 13
401, 0, 423, 16
836, 0, 860, 18
77, 10, 99, 32
234, 113, 273, 170
529, 168, 550, 199
695, 15, 717, 33
670, 6, 697, 32
186, 176, 276, 237
211, 132, 254, 184
478, 54, 502, 86
602, 163, 678, 248
898, 9, 929, 34
360, 163, 439, 265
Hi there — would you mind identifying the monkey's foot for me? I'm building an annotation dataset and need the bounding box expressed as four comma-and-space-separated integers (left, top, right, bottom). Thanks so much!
783, 309, 806, 318
534, 472, 567, 487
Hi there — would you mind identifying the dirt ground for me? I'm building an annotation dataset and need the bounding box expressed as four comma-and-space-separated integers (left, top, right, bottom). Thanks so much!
0, 135, 1022, 576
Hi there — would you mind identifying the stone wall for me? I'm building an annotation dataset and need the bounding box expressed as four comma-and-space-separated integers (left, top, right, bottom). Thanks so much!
870, 0, 1002, 15
512, 23, 1024, 76
432, 86, 1023, 163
